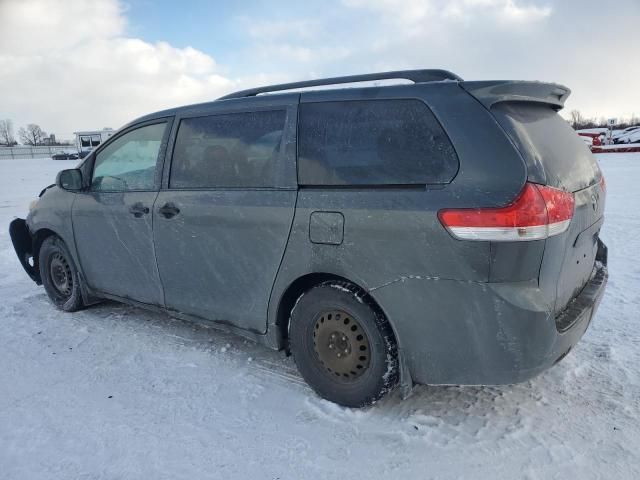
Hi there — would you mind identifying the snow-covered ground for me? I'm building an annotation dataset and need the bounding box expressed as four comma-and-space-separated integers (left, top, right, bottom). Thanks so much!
1, 155, 639, 479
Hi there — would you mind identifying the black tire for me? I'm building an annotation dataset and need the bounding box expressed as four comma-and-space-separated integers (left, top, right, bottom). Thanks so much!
39, 236, 84, 312
289, 282, 398, 407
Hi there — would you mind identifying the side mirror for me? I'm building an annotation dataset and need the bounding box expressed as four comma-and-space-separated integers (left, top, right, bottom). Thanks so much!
56, 169, 83, 191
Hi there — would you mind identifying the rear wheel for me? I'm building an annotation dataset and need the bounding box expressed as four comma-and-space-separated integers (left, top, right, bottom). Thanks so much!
39, 236, 84, 312
289, 282, 398, 407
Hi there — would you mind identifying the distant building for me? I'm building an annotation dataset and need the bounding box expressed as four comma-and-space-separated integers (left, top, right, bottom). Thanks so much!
42, 134, 56, 146
74, 128, 115, 154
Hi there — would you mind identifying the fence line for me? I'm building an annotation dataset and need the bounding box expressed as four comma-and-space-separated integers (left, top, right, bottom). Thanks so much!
0, 145, 77, 160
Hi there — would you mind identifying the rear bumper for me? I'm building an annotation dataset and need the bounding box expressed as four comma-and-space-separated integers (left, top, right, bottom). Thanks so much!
9, 218, 40, 284
370, 240, 608, 386
547, 256, 607, 362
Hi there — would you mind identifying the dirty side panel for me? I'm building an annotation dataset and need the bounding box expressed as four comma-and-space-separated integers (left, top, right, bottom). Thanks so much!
72, 191, 164, 305
155, 96, 300, 335
154, 189, 297, 333
370, 277, 553, 384
267, 82, 528, 355
27, 187, 81, 275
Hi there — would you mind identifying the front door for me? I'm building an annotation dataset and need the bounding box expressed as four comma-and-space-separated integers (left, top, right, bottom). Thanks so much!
72, 120, 171, 305
153, 104, 298, 333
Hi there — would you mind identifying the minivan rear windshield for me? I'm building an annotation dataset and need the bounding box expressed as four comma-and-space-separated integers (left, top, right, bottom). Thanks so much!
492, 103, 601, 192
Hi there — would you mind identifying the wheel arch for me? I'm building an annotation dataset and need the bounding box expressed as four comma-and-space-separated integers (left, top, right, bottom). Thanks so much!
31, 226, 96, 305
275, 272, 399, 344
275, 273, 345, 342
31, 227, 59, 283
273, 271, 412, 396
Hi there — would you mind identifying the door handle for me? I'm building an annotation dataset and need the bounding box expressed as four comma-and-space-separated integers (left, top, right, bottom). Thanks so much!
158, 203, 180, 219
129, 202, 150, 218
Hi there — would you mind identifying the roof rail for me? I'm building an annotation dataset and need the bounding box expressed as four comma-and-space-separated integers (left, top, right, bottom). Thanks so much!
218, 69, 463, 100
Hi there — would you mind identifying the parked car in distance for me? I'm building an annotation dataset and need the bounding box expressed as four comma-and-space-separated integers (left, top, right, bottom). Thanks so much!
612, 126, 639, 142
51, 152, 79, 160
10, 69, 608, 407
614, 128, 640, 144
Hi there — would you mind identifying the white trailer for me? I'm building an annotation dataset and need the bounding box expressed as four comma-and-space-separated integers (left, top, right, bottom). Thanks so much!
74, 128, 115, 155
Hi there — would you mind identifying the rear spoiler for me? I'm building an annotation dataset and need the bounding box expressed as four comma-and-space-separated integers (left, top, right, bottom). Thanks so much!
460, 81, 571, 111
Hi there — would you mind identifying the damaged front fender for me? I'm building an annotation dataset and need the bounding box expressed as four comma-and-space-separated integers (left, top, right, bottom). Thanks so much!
9, 218, 41, 284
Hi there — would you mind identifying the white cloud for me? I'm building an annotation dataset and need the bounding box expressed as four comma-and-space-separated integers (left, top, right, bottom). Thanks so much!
242, 18, 322, 40
251, 43, 352, 65
343, 0, 550, 27
343, 0, 435, 25
0, 0, 236, 139
0, 0, 124, 55
499, 0, 551, 22
332, 0, 639, 119
237, 16, 352, 70
1, 0, 638, 139
443, 0, 551, 23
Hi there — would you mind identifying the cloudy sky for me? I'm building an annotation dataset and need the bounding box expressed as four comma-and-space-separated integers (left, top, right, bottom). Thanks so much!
1, 0, 638, 140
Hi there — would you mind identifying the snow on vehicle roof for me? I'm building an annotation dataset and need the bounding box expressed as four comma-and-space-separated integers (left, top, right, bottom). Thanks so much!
615, 128, 640, 143
625, 130, 640, 143
576, 128, 609, 134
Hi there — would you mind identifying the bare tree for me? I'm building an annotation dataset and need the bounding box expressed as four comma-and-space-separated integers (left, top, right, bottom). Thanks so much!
569, 110, 585, 129
18, 123, 47, 146
0, 119, 16, 146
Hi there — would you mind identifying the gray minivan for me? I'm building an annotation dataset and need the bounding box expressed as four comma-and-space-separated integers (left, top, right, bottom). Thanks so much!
10, 70, 608, 407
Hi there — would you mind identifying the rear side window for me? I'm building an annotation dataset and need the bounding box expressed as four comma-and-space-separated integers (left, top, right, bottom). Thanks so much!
170, 110, 286, 188
492, 103, 601, 192
298, 99, 458, 186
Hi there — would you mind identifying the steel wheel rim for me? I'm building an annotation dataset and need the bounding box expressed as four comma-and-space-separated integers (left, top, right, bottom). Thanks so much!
313, 309, 371, 380
49, 252, 73, 298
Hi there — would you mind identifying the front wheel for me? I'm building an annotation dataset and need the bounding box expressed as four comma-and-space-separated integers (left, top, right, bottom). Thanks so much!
39, 236, 84, 312
289, 282, 399, 407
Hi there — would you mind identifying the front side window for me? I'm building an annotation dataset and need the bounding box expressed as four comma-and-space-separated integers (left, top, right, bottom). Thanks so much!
91, 122, 166, 192
91, 135, 101, 147
80, 136, 91, 148
170, 110, 286, 188
298, 99, 458, 185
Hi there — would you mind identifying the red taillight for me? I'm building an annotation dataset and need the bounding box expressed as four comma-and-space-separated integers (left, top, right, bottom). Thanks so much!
438, 182, 574, 241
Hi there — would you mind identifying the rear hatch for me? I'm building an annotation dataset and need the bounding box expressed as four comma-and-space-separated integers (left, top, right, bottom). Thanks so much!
491, 102, 605, 314
460, 80, 605, 314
